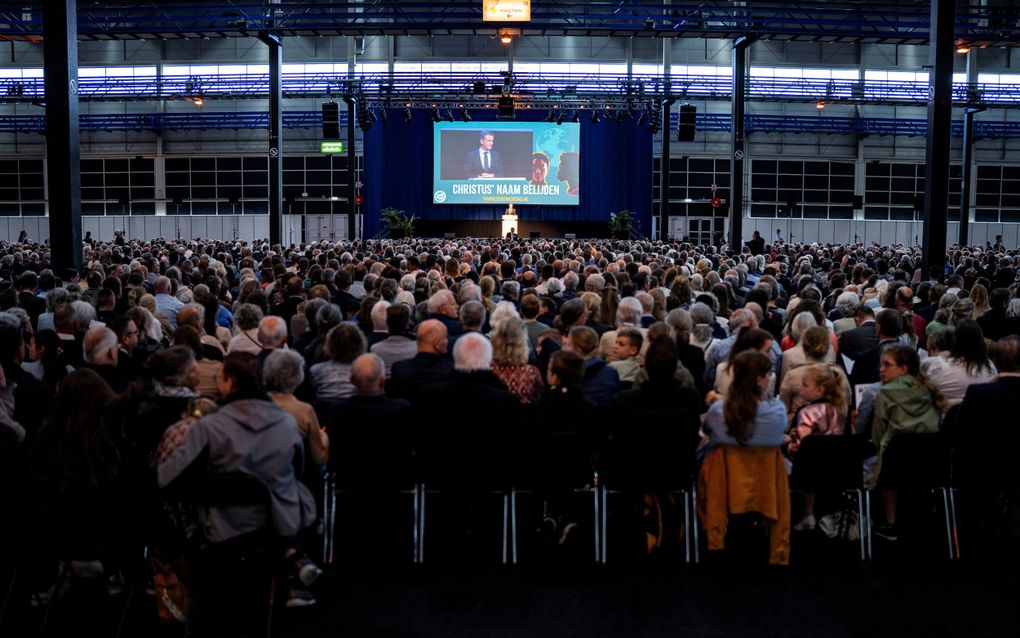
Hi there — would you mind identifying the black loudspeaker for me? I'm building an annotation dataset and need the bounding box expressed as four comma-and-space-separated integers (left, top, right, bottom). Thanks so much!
678, 104, 697, 141
913, 195, 924, 212
786, 194, 798, 209
322, 102, 340, 139
498, 96, 515, 119
852, 194, 864, 209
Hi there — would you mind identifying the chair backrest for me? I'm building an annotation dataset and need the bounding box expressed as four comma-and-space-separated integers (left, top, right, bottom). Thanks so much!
878, 433, 951, 491
599, 409, 702, 492
790, 435, 874, 492
329, 422, 417, 491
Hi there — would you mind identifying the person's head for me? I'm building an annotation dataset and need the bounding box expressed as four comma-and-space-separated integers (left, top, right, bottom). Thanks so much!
145, 345, 199, 389
727, 327, 774, 369
385, 303, 410, 336
350, 353, 386, 395
53, 304, 78, 335
453, 332, 493, 372
556, 298, 588, 333
325, 322, 367, 364
427, 289, 458, 318
948, 318, 992, 375
415, 318, 448, 356
176, 303, 205, 333
218, 351, 263, 398
233, 303, 264, 332
478, 131, 495, 150
110, 316, 139, 352
643, 335, 678, 382
879, 343, 920, 384
257, 315, 288, 349
723, 351, 772, 443
490, 314, 529, 366
875, 308, 903, 341
799, 363, 847, 414
370, 298, 391, 332
459, 300, 487, 332
530, 152, 550, 184
83, 326, 119, 367
262, 349, 306, 395
789, 311, 818, 343
565, 325, 600, 359
800, 325, 831, 361
614, 326, 643, 361
927, 326, 955, 356
520, 294, 540, 320
40, 368, 115, 461
854, 304, 875, 326
556, 151, 580, 185
547, 349, 585, 389
993, 335, 1020, 373
949, 297, 975, 326
615, 297, 642, 327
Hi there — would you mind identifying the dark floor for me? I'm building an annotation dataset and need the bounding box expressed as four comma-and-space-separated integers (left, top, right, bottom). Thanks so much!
6, 534, 1020, 638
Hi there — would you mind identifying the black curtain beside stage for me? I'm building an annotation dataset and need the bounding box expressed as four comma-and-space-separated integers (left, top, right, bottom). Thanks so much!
362, 110, 652, 239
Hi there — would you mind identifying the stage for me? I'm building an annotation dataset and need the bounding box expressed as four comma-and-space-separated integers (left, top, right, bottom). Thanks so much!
412, 219, 612, 239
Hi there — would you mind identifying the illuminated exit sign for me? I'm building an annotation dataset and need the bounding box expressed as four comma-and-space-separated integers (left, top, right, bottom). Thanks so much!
320, 141, 344, 153
483, 0, 531, 22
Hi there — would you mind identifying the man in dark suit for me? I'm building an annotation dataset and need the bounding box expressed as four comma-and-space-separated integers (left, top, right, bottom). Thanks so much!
848, 309, 903, 387
16, 271, 46, 331
329, 353, 411, 429
952, 336, 1020, 541
838, 305, 879, 362
462, 130, 503, 179
387, 319, 452, 401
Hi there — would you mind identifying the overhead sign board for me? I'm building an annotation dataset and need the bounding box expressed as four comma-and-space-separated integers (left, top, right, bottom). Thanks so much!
320, 141, 344, 153
483, 0, 531, 22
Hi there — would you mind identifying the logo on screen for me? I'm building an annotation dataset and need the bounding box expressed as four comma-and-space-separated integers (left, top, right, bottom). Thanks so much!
433, 190, 447, 203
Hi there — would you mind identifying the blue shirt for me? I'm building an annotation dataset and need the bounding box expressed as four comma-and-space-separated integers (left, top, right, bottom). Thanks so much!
703, 397, 788, 449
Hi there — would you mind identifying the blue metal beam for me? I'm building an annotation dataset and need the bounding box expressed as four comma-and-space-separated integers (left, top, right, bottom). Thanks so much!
2, 1, 1019, 45
0, 110, 1018, 138
1, 71, 1018, 108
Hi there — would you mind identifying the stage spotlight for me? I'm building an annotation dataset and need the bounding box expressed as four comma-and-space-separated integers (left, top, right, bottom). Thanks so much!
356, 101, 374, 131
591, 110, 600, 124
636, 109, 647, 126
614, 111, 624, 124
556, 111, 567, 125
379, 109, 388, 123
545, 109, 556, 123
432, 108, 441, 122
460, 109, 472, 122
444, 109, 455, 122
404, 107, 412, 122
571, 110, 580, 123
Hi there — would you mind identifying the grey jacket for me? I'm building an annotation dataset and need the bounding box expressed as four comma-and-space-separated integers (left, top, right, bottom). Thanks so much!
157, 398, 316, 542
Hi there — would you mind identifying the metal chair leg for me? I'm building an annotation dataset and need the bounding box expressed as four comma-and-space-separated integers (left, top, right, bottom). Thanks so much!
592, 483, 601, 564
939, 488, 954, 561
510, 487, 518, 565
418, 482, 426, 563
501, 493, 509, 565
691, 481, 700, 564
682, 491, 691, 564
1, 569, 17, 628
323, 473, 336, 565
854, 489, 866, 562
38, 560, 70, 638
948, 488, 960, 559
412, 483, 420, 564
595, 481, 603, 563
864, 490, 873, 561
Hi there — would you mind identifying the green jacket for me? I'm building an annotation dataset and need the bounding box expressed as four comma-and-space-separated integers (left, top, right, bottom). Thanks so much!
865, 374, 941, 489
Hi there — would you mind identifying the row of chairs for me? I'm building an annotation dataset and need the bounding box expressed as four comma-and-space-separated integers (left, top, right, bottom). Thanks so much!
320, 431, 973, 566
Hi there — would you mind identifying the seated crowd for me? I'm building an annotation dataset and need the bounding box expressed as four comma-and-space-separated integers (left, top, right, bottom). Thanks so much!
1, 232, 1019, 607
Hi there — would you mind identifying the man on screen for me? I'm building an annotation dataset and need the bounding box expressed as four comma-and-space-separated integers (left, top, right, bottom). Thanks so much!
530, 152, 550, 186
463, 130, 503, 178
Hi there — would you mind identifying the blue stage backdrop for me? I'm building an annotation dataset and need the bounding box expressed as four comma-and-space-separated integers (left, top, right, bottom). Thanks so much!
363, 109, 652, 238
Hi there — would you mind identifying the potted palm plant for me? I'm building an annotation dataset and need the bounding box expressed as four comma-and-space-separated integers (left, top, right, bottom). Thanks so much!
380, 207, 415, 239
609, 210, 632, 239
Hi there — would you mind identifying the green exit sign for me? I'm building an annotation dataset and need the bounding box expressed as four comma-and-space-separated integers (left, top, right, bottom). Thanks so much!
320, 141, 344, 153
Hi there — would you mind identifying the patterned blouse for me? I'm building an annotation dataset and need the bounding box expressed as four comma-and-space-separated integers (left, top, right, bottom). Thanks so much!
491, 364, 545, 405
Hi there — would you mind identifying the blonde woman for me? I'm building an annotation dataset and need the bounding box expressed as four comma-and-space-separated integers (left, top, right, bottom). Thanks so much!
490, 314, 545, 404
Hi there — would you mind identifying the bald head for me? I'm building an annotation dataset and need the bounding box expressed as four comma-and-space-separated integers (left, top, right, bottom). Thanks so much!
416, 319, 448, 355
83, 326, 119, 366
351, 353, 386, 394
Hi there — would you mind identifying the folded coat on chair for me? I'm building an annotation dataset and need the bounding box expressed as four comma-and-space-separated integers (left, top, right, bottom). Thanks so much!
697, 445, 791, 565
